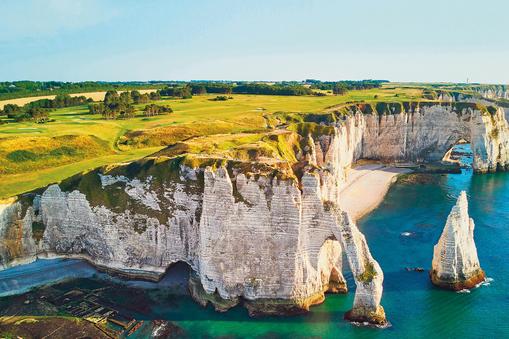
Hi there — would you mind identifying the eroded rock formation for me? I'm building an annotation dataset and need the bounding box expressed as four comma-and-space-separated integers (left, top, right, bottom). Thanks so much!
1, 100, 508, 325
430, 191, 485, 290
331, 208, 386, 325
0, 158, 386, 325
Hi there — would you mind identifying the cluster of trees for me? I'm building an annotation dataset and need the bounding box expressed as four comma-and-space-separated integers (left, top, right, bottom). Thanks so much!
0, 94, 91, 123
159, 82, 314, 98
190, 83, 232, 94
305, 80, 387, 94
88, 90, 171, 119
24, 94, 91, 110
0, 80, 391, 101
160, 86, 193, 98
1, 104, 49, 123
0, 81, 166, 101
233, 83, 312, 95
143, 104, 172, 116
180, 80, 387, 97
88, 90, 135, 119
130, 90, 161, 104
210, 95, 233, 101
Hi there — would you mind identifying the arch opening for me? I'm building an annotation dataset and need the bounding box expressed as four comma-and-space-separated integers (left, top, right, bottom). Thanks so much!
442, 139, 473, 170
316, 236, 348, 295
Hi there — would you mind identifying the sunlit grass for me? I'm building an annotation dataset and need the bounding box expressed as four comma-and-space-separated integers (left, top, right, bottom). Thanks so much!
0, 88, 425, 198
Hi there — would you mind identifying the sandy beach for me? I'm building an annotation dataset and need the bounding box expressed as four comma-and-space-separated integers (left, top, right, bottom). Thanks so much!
339, 164, 411, 222
0, 89, 156, 109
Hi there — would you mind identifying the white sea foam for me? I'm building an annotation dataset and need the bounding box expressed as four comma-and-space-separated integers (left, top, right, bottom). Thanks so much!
457, 289, 470, 294
481, 277, 493, 287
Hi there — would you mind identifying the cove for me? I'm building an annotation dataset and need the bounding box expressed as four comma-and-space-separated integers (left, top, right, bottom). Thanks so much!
1, 145, 509, 338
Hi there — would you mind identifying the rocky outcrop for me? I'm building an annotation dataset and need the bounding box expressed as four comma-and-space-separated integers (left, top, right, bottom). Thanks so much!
336, 102, 509, 172
2, 100, 508, 325
331, 208, 386, 325
0, 155, 386, 325
0, 198, 38, 268
430, 191, 485, 290
471, 85, 509, 100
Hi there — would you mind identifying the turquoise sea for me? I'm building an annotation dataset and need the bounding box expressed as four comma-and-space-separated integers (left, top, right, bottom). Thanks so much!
1, 145, 508, 338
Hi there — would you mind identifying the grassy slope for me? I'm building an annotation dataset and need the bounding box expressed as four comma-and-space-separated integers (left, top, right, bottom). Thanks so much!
0, 88, 423, 198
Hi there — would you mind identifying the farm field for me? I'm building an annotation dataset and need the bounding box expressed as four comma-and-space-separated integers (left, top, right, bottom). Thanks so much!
0, 87, 424, 198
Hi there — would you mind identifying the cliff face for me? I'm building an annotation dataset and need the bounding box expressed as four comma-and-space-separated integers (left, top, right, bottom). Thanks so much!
431, 191, 485, 290
0, 155, 386, 325
1, 100, 508, 325
318, 102, 509, 172
472, 85, 509, 100
0, 199, 37, 267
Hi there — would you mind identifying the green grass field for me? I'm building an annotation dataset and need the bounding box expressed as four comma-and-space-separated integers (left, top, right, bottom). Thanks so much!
0, 87, 426, 198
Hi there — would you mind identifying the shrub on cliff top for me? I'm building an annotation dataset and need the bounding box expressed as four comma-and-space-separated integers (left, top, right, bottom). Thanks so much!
357, 262, 377, 284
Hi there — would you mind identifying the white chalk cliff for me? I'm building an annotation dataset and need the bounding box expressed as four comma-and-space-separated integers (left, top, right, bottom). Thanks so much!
431, 191, 485, 290
0, 162, 386, 325
1, 101, 508, 325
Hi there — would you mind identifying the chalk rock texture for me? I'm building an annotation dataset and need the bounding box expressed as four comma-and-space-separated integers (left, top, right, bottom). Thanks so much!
331, 208, 386, 325
354, 103, 509, 172
472, 85, 509, 100
0, 160, 386, 324
431, 191, 485, 290
2, 101, 509, 325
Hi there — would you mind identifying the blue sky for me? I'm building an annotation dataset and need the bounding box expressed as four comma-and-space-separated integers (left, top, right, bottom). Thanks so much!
1, 0, 508, 83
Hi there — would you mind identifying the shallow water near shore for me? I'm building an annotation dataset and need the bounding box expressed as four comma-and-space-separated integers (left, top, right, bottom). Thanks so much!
1, 145, 509, 338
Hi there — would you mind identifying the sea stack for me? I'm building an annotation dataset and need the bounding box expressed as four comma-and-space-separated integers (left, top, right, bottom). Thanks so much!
332, 210, 387, 326
430, 191, 485, 290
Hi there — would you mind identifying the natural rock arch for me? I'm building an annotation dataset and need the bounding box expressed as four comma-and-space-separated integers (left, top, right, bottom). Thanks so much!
358, 103, 509, 172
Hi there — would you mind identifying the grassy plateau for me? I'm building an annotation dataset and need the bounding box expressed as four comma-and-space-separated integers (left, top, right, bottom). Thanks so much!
0, 84, 463, 198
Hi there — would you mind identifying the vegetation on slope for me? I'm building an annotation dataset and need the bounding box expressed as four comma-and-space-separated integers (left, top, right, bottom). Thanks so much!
0, 135, 110, 175
1, 83, 499, 199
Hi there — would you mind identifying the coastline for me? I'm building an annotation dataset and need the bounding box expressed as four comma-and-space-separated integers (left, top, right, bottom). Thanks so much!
339, 164, 411, 222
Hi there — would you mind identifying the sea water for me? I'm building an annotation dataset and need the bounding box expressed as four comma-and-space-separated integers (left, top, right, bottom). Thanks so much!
1, 144, 508, 338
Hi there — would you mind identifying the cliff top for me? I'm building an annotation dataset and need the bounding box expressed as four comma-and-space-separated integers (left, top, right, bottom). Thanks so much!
1, 84, 506, 199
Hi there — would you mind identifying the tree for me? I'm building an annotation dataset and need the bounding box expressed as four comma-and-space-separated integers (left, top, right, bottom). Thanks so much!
332, 83, 348, 95
101, 106, 116, 120
159, 86, 175, 96
28, 107, 49, 123
139, 93, 150, 104
95, 90, 136, 119
160, 86, 192, 99
149, 91, 161, 100
143, 104, 172, 117
118, 104, 135, 119
104, 90, 120, 105
3, 104, 22, 117
192, 86, 207, 95
181, 85, 192, 99
119, 91, 132, 105
131, 90, 141, 103
89, 103, 106, 115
